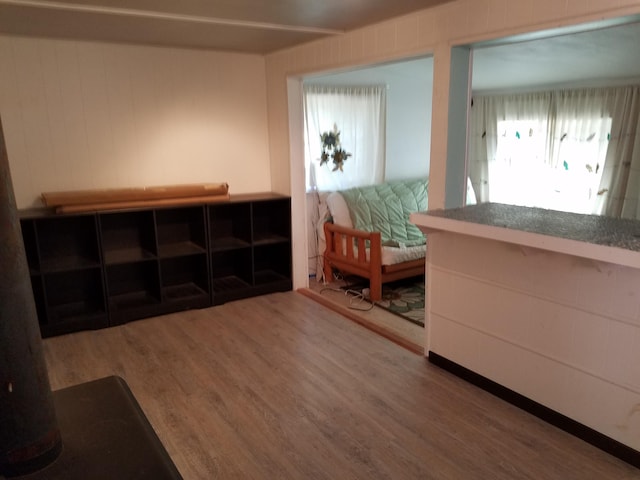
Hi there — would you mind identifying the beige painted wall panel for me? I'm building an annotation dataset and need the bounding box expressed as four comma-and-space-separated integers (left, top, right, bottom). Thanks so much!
103, 46, 137, 182
532, 0, 570, 24
374, 23, 397, 57
0, 36, 271, 208
416, 11, 438, 47
0, 39, 31, 198
504, 1, 535, 30
78, 44, 118, 189
12, 38, 64, 193
464, 2, 490, 37
36, 41, 67, 191
436, 2, 472, 40
395, 16, 420, 52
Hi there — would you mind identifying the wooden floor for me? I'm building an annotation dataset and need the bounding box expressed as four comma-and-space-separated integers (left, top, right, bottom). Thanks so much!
43, 292, 638, 479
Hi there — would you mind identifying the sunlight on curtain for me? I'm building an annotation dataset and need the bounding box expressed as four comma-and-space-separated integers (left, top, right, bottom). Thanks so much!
596, 86, 640, 218
469, 87, 629, 215
303, 85, 386, 192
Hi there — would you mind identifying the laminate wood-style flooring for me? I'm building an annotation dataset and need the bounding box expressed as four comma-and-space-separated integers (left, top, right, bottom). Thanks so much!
303, 277, 425, 354
43, 292, 638, 479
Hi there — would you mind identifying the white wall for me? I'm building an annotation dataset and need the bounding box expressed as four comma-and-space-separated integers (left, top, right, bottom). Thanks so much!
0, 35, 272, 208
305, 57, 433, 182
384, 60, 432, 181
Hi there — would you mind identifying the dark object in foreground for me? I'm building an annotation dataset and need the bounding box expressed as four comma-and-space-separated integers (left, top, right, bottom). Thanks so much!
13, 376, 182, 480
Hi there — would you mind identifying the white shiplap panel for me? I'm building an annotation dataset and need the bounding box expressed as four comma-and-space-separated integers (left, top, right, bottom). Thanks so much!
1, 36, 272, 207
101, 43, 140, 188
530, 0, 569, 25
76, 43, 117, 189
395, 15, 420, 52
375, 22, 397, 57
485, 0, 509, 34
11, 38, 54, 204
416, 11, 438, 48
565, 0, 590, 18
465, 2, 490, 37
504, 1, 535, 29
51, 40, 90, 192
0, 37, 30, 205
38, 40, 70, 193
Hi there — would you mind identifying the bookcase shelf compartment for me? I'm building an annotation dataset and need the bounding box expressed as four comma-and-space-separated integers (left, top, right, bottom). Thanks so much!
209, 203, 251, 252
160, 254, 210, 310
106, 260, 162, 325
41, 268, 108, 337
100, 211, 157, 264
253, 243, 293, 294
156, 206, 207, 258
37, 215, 101, 272
251, 198, 291, 245
210, 248, 252, 305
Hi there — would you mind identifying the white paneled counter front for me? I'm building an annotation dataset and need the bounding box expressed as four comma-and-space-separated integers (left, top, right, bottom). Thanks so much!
411, 203, 640, 455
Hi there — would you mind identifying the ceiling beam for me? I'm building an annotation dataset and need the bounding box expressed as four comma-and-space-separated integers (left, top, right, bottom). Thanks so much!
0, 0, 344, 34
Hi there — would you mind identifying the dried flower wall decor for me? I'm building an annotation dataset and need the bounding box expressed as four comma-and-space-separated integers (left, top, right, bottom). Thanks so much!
319, 124, 352, 172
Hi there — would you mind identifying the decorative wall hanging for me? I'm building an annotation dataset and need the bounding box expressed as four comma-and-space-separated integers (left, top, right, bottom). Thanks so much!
319, 124, 352, 172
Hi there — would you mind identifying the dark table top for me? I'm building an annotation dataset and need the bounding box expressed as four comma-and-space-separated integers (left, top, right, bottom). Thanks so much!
14, 376, 182, 480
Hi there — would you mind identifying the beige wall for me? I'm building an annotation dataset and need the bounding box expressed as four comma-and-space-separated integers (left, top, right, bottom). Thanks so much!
264, 0, 640, 288
0, 36, 271, 208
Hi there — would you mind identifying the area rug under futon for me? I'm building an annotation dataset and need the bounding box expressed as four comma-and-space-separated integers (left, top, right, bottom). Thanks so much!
375, 277, 425, 327
343, 276, 425, 327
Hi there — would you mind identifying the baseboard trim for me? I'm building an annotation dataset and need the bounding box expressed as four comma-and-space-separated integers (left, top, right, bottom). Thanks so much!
428, 351, 640, 469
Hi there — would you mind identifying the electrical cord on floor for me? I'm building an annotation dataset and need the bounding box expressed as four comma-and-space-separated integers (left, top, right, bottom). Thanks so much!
318, 271, 375, 312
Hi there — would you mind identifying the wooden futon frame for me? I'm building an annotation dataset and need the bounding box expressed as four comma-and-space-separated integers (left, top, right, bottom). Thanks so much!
323, 222, 425, 302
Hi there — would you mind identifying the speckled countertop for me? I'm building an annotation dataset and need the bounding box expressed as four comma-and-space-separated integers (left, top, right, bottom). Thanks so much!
420, 203, 640, 253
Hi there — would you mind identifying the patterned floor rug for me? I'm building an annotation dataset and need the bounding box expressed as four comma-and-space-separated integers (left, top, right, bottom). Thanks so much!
342, 275, 425, 327
375, 277, 425, 327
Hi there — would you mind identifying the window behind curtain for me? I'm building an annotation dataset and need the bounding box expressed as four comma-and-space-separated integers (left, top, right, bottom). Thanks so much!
303, 85, 386, 192
469, 88, 614, 215
492, 116, 611, 213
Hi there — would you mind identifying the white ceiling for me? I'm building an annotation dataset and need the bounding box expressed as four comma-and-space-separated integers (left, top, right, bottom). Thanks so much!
0, 0, 455, 53
472, 21, 640, 92
305, 19, 640, 93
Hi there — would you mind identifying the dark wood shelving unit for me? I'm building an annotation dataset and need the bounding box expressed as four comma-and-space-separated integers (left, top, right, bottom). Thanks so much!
209, 195, 292, 305
210, 247, 253, 304
19, 212, 108, 337
105, 259, 162, 325
100, 210, 157, 264
19, 193, 292, 337
160, 253, 210, 310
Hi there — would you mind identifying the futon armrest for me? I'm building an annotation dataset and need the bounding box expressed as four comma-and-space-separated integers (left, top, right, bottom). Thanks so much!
323, 222, 382, 267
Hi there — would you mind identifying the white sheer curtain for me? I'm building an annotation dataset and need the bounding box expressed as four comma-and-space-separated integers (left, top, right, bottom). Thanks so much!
303, 85, 386, 191
304, 85, 387, 278
596, 86, 640, 218
468, 87, 634, 215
